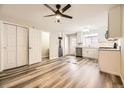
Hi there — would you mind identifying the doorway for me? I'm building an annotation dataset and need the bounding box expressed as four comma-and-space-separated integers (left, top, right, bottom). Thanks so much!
41, 32, 50, 62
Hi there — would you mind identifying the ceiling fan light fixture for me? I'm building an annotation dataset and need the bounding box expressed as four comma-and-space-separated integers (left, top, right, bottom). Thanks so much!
56, 15, 61, 19
44, 4, 73, 22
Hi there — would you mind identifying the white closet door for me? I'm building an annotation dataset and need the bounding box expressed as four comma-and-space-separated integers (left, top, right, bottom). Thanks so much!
17, 26, 28, 66
3, 24, 17, 69
29, 28, 42, 64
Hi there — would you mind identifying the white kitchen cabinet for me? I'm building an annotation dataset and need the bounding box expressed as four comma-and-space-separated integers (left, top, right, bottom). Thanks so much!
99, 50, 120, 76
83, 48, 89, 57
108, 5, 122, 38
77, 32, 83, 44
83, 48, 98, 59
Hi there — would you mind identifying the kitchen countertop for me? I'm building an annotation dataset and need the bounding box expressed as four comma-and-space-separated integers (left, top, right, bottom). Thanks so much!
99, 47, 120, 51
76, 46, 120, 51
76, 46, 99, 49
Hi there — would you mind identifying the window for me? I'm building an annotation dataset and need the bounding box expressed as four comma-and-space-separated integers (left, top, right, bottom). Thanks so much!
83, 34, 98, 48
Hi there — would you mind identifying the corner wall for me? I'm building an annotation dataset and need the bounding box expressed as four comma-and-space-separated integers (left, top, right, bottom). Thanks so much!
0, 21, 4, 71
0, 21, 2, 71
121, 5, 124, 84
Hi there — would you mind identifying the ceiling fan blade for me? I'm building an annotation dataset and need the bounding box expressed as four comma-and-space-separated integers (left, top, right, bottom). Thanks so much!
44, 4, 56, 13
61, 14, 73, 19
62, 4, 71, 13
44, 14, 56, 17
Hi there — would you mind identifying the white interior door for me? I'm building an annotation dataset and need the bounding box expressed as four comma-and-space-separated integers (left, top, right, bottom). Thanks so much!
3, 24, 17, 69
29, 28, 42, 64
17, 26, 28, 66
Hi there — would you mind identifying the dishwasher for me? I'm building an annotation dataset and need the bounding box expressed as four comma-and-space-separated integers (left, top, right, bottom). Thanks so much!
76, 47, 82, 57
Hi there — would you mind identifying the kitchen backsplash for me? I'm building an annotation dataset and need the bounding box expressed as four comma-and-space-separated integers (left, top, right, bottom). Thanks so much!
99, 39, 120, 48
76, 43, 83, 47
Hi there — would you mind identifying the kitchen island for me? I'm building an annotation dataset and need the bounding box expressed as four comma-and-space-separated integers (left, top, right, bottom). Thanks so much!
98, 47, 121, 76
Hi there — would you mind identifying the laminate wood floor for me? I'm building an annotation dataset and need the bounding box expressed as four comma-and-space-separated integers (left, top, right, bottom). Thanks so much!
0, 56, 123, 88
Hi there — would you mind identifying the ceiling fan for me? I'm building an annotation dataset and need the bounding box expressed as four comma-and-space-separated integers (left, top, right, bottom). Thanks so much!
44, 4, 73, 23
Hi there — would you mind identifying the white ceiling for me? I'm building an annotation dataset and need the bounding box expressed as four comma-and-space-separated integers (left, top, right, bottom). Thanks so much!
0, 4, 111, 33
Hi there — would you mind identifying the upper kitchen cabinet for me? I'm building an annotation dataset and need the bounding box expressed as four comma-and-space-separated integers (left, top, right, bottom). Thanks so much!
77, 31, 83, 44
108, 5, 122, 38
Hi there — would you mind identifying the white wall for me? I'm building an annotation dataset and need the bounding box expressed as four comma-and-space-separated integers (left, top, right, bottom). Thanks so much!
63, 34, 69, 55
41, 32, 49, 58
0, 21, 4, 71
121, 5, 124, 84
0, 21, 2, 71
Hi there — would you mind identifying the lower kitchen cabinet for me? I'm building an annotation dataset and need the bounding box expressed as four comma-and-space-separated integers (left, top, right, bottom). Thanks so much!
83, 48, 98, 59
98, 50, 120, 76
